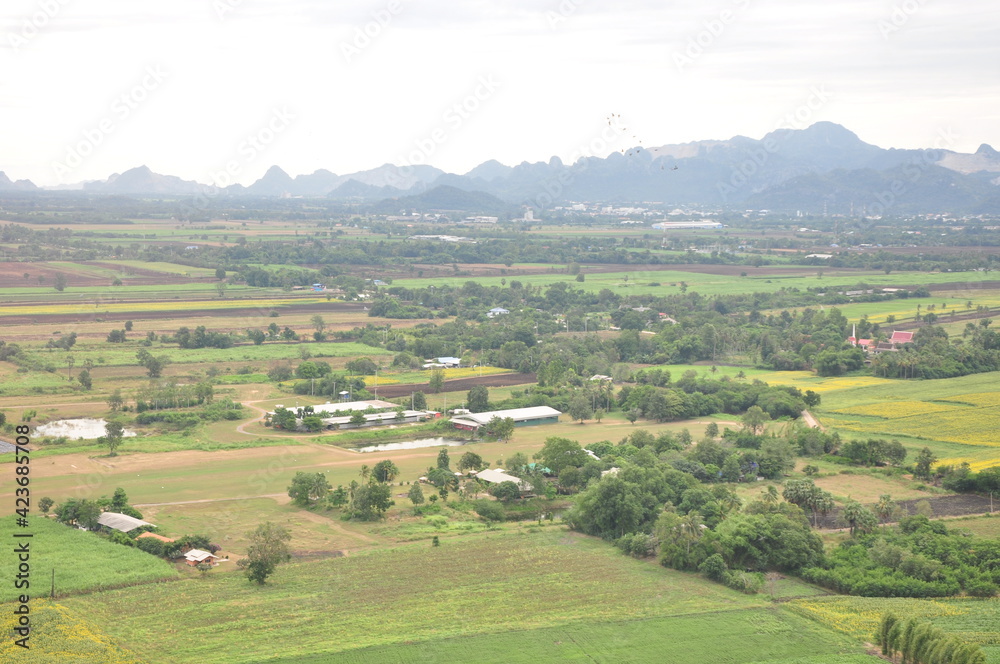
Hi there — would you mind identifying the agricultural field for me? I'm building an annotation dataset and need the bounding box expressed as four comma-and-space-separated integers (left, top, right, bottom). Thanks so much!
56, 529, 875, 664
789, 596, 1000, 663
817, 371, 1000, 472
0, 515, 179, 603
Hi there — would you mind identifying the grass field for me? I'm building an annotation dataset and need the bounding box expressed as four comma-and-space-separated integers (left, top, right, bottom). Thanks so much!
0, 600, 144, 664
56, 528, 876, 664
789, 596, 1000, 663
0, 515, 179, 603
817, 371, 1000, 471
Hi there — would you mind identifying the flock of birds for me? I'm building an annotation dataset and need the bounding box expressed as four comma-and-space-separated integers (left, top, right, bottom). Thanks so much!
606, 113, 679, 170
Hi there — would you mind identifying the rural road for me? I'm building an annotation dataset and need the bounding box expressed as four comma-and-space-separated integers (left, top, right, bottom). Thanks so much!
801, 410, 823, 430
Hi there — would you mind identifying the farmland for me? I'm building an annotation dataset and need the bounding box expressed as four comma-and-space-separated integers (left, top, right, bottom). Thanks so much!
56, 528, 875, 664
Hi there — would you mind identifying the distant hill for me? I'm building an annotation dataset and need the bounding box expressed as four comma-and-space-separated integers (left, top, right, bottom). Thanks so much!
370, 185, 510, 216
9, 122, 1000, 214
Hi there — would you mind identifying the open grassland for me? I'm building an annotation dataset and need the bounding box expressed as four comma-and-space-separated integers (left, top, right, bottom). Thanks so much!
255, 609, 874, 664
0, 295, 329, 318
0, 600, 144, 664
789, 596, 1000, 663
0, 515, 179, 603
762, 291, 1000, 325
392, 266, 997, 298
948, 515, 1000, 538
59, 529, 864, 664
818, 371, 1000, 471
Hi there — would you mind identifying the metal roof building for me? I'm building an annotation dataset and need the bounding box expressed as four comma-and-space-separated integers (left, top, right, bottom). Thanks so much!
451, 406, 561, 430
97, 512, 155, 533
473, 468, 533, 491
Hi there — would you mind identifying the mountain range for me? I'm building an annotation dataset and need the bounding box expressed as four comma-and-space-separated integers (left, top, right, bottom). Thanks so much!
3, 122, 1000, 214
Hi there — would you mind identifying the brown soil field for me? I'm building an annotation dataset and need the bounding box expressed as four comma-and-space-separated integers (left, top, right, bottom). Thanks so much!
815, 493, 994, 529
375, 372, 537, 398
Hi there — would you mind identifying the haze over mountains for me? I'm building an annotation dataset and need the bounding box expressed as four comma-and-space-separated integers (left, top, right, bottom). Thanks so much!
3, 122, 1000, 214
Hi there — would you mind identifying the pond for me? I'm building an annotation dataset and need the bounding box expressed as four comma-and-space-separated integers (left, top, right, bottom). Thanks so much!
33, 418, 138, 440
355, 437, 470, 453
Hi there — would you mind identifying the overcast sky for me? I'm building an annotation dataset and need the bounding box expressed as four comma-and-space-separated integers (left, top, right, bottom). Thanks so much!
2, 0, 998, 186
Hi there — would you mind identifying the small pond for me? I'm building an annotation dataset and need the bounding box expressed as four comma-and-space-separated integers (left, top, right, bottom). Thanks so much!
33, 418, 138, 440
355, 437, 469, 453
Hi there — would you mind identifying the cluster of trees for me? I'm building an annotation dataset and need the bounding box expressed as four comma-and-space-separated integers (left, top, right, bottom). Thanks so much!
877, 614, 987, 664
802, 515, 1000, 598
286, 463, 396, 521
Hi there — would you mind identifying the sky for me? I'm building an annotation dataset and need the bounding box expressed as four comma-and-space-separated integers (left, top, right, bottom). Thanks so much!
1, 0, 998, 187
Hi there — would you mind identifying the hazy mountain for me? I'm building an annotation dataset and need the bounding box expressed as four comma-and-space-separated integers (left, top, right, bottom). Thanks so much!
0, 172, 37, 192
5, 123, 999, 213
83, 165, 205, 195
370, 185, 509, 215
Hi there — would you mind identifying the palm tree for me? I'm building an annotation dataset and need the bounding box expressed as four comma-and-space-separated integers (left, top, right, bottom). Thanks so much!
359, 464, 370, 483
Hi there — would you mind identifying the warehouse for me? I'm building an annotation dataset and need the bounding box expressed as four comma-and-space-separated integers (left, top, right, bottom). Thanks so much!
450, 406, 561, 431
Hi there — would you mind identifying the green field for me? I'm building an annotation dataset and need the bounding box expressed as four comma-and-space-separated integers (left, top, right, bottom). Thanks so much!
57, 529, 875, 664
392, 266, 997, 298
790, 596, 1000, 663
0, 515, 179, 603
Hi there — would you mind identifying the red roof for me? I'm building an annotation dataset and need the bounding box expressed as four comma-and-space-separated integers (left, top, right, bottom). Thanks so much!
890, 331, 914, 344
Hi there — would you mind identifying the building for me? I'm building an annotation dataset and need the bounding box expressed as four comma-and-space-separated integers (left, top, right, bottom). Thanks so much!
651, 220, 724, 230
450, 406, 561, 431
487, 307, 510, 318
889, 330, 914, 345
320, 409, 437, 430
433, 357, 462, 368
97, 512, 156, 533
184, 549, 220, 567
473, 468, 533, 492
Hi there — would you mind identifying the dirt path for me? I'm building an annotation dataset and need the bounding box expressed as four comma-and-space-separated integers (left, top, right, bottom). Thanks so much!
134, 494, 287, 507
801, 410, 823, 430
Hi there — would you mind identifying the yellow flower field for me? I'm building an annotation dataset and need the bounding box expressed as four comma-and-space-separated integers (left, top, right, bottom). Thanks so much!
936, 392, 1000, 407
0, 297, 329, 317
0, 600, 143, 663
758, 372, 893, 393
788, 596, 967, 640
833, 401, 956, 419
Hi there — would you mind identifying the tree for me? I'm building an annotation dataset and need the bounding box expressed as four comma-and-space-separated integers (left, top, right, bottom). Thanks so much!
407, 483, 425, 506
77, 369, 92, 390
350, 483, 393, 520
215, 267, 226, 280
106, 329, 127, 343
412, 391, 427, 410
490, 480, 521, 502
741, 405, 768, 435
38, 497, 54, 514
247, 329, 266, 345
782, 479, 835, 528
482, 416, 515, 443
237, 522, 292, 584
54, 273, 67, 291
841, 499, 878, 536
467, 385, 490, 413
474, 499, 505, 523
310, 315, 326, 338
437, 447, 451, 470
705, 422, 720, 439
914, 447, 937, 480
100, 420, 126, 457
136, 349, 169, 378
106, 389, 124, 411
428, 368, 445, 393
124, 320, 133, 332
568, 393, 593, 424
874, 494, 897, 525
287, 472, 332, 506
349, 411, 367, 426
535, 436, 588, 474
458, 451, 484, 472
371, 459, 400, 484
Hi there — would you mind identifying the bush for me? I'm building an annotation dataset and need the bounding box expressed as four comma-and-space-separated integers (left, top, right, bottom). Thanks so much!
615, 532, 658, 558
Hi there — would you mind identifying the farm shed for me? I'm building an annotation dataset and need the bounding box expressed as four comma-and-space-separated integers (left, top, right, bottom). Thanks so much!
473, 468, 533, 492
450, 406, 561, 431
184, 549, 220, 567
97, 512, 156, 533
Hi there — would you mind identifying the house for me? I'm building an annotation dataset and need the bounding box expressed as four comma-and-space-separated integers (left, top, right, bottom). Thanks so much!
889, 330, 914, 345
184, 549, 220, 567
450, 406, 562, 431
435, 357, 462, 368
97, 512, 156, 533
589, 374, 612, 382
487, 307, 510, 318
473, 468, 533, 492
